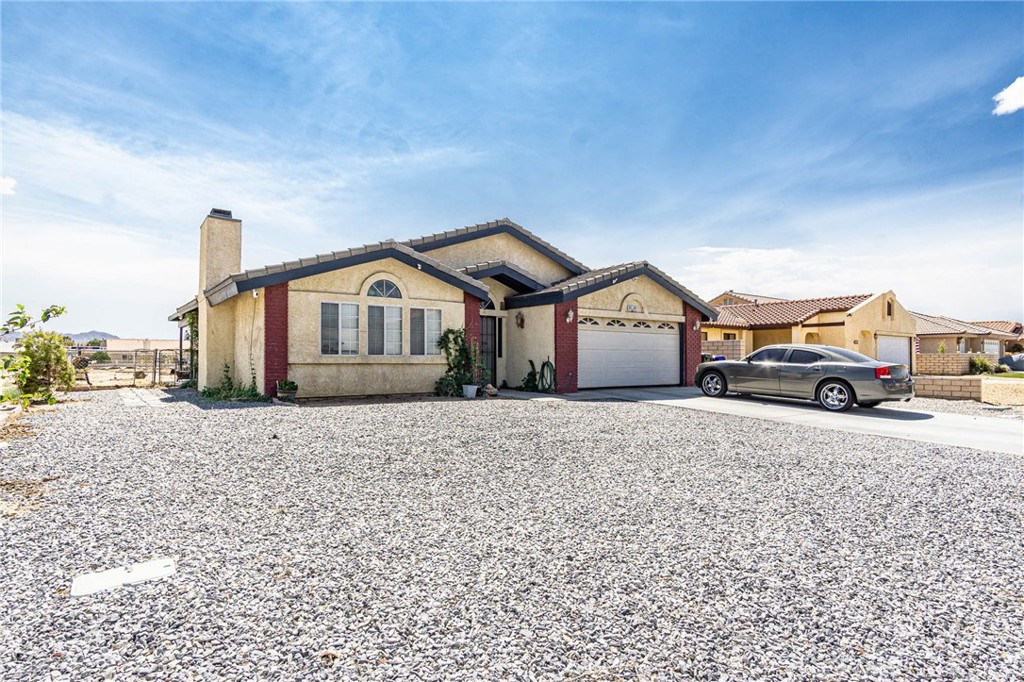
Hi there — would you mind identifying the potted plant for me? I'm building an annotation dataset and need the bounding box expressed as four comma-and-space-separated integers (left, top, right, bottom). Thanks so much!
276, 379, 298, 402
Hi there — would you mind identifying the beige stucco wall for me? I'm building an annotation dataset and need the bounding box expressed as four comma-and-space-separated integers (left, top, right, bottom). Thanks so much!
507, 304, 555, 388
752, 328, 791, 348
703, 327, 748, 345
577, 275, 685, 318
106, 339, 181, 351
198, 295, 236, 390
232, 289, 265, 391
286, 258, 468, 397
196, 213, 243, 391
843, 292, 916, 358
199, 215, 241, 293
424, 233, 574, 286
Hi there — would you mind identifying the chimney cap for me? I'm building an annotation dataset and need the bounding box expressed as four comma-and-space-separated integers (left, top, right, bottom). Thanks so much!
209, 208, 233, 219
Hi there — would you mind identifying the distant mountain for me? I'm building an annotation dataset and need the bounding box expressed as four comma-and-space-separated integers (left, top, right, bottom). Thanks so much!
0, 330, 120, 344
66, 331, 120, 344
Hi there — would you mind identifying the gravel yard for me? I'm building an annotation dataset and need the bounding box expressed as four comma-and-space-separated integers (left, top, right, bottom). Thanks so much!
2, 389, 1023, 681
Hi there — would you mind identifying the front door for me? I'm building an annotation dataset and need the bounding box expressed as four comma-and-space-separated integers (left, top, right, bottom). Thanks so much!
480, 316, 497, 387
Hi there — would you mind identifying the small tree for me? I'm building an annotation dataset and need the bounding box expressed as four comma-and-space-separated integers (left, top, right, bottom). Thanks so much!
1, 304, 72, 405
17, 331, 75, 394
90, 350, 112, 363
86, 338, 106, 347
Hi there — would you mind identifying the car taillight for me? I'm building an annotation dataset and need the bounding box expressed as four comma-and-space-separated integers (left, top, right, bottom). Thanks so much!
875, 366, 892, 380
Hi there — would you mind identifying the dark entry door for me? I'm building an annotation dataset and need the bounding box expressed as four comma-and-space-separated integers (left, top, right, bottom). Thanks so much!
480, 316, 497, 387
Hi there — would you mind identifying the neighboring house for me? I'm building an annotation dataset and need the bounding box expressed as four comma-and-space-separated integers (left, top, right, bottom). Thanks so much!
912, 313, 1018, 355
708, 290, 790, 307
702, 292, 917, 367
169, 209, 717, 398
971, 320, 1024, 356
105, 338, 183, 364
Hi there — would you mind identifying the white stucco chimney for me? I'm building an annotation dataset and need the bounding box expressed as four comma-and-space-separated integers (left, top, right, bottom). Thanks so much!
199, 208, 242, 293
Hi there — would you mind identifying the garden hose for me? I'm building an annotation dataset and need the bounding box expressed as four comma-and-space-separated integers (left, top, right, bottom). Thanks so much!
539, 360, 555, 392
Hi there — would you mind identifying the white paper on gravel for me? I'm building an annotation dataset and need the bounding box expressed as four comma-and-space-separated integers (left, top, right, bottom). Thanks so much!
70, 558, 176, 596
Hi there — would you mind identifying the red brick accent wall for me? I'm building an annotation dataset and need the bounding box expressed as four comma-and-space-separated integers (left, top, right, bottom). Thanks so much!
682, 303, 703, 386
264, 283, 289, 397
554, 301, 578, 393
464, 292, 481, 347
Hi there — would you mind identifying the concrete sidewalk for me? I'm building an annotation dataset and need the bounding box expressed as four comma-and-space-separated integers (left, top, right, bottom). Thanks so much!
502, 386, 1024, 455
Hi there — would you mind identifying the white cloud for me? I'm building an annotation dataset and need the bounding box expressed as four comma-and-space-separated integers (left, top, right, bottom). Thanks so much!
993, 76, 1024, 115
0, 112, 481, 337
0, 177, 15, 195
669, 237, 1022, 323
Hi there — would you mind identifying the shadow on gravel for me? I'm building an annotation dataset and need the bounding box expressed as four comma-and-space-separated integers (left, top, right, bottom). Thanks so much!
155, 388, 276, 411
155, 388, 473, 411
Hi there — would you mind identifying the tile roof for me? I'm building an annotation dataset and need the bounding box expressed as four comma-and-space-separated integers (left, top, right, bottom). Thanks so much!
971, 320, 1024, 338
401, 218, 588, 274
506, 261, 718, 319
714, 290, 790, 305
705, 294, 874, 329
201, 240, 489, 306
912, 312, 1018, 338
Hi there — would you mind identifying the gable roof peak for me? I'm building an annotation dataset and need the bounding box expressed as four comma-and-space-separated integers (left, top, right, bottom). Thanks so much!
401, 218, 588, 275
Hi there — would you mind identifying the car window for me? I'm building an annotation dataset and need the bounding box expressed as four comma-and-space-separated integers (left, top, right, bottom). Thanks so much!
826, 347, 875, 363
788, 349, 825, 365
749, 348, 788, 363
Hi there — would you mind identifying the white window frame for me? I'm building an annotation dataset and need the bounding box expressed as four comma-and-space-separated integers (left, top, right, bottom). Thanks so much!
410, 307, 442, 356
320, 301, 359, 356
368, 304, 403, 356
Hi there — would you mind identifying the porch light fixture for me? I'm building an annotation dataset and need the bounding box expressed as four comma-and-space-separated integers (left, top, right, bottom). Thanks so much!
566, 309, 575, 323
693, 319, 701, 331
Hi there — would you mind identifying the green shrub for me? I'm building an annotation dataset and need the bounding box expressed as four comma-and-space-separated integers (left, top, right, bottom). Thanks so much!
0, 304, 70, 406
11, 330, 75, 400
994, 364, 1011, 374
1010, 343, 1024, 354
90, 350, 112, 363
200, 363, 268, 402
968, 356, 993, 375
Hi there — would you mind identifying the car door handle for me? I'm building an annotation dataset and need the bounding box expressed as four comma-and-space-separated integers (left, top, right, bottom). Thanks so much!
811, 366, 822, 371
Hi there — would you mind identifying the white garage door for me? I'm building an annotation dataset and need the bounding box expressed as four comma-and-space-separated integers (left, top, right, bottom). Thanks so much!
579, 327, 679, 388
984, 340, 1000, 355
877, 335, 911, 367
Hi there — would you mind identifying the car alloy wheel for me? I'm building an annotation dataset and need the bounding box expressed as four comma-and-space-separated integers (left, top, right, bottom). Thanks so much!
818, 381, 853, 412
701, 372, 726, 398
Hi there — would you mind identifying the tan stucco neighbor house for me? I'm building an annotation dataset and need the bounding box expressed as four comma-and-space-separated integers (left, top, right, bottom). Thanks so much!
170, 209, 717, 398
701, 291, 917, 368
912, 313, 1018, 355
971, 320, 1024, 356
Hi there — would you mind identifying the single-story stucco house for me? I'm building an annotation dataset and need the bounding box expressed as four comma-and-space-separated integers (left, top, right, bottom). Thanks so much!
701, 291, 917, 368
170, 210, 717, 398
912, 312, 1019, 355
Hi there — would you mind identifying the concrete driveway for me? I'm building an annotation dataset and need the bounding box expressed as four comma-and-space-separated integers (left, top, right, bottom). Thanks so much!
512, 386, 1024, 455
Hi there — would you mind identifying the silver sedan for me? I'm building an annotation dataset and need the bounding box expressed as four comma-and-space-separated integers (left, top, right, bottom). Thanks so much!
694, 344, 914, 412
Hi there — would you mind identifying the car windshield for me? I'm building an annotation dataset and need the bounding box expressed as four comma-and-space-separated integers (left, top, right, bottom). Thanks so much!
827, 347, 877, 363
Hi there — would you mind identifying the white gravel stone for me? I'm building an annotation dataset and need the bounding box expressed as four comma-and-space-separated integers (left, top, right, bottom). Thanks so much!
0, 389, 1022, 680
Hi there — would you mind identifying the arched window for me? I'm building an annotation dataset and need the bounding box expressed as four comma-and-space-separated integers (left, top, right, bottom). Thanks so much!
657, 322, 676, 330
578, 317, 599, 326
633, 321, 652, 328
606, 320, 626, 327
368, 279, 402, 298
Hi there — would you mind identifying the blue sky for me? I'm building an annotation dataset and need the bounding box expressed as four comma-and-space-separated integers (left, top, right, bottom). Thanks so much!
2, 2, 1022, 338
